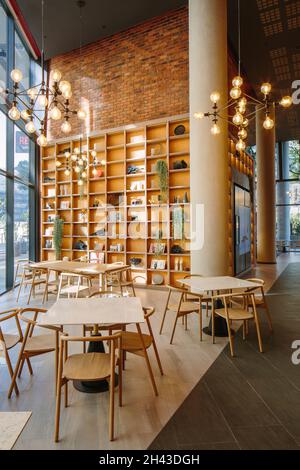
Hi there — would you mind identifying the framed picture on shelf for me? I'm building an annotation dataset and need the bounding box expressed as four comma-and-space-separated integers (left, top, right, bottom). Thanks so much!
150, 259, 166, 270
60, 201, 70, 210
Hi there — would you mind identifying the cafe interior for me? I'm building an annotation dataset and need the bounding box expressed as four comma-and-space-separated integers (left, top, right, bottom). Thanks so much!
0, 0, 300, 452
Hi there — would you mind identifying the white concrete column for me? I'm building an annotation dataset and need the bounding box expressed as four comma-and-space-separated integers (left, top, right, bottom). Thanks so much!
256, 104, 276, 263
276, 142, 290, 242
189, 0, 229, 276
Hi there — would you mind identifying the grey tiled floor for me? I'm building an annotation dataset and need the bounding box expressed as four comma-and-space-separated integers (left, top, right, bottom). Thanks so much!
149, 263, 300, 450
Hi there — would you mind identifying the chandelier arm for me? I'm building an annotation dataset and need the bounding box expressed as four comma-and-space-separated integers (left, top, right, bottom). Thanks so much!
243, 92, 264, 106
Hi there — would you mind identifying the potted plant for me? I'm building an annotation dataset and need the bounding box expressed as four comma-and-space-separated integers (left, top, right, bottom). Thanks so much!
155, 159, 168, 203
53, 216, 64, 260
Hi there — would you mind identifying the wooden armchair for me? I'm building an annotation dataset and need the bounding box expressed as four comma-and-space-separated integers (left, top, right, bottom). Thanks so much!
8, 308, 63, 398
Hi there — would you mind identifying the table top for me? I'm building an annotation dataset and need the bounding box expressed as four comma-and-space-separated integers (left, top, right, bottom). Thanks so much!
37, 297, 145, 326
31, 260, 127, 275
179, 276, 262, 293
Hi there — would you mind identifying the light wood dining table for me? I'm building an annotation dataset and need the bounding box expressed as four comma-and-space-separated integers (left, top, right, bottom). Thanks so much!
38, 296, 144, 393
31, 260, 128, 291
178, 276, 262, 337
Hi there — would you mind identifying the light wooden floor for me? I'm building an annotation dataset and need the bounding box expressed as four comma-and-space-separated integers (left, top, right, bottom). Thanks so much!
0, 253, 297, 450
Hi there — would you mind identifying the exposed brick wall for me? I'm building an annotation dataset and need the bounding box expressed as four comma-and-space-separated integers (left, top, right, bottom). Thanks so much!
48, 7, 189, 140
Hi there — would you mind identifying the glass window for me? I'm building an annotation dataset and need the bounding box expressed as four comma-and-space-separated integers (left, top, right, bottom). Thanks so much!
14, 182, 29, 271
15, 31, 30, 90
14, 125, 30, 182
0, 4, 7, 98
0, 174, 6, 293
289, 141, 300, 179
0, 111, 6, 170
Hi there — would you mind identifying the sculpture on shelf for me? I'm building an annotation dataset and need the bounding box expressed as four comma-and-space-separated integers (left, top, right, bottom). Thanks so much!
53, 217, 64, 260
155, 159, 168, 202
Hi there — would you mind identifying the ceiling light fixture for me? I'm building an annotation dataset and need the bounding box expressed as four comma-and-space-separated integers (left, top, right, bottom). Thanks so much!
193, 0, 293, 151
0, 0, 83, 146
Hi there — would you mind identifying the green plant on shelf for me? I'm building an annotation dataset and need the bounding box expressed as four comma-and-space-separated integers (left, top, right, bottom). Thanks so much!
53, 216, 64, 260
155, 159, 168, 202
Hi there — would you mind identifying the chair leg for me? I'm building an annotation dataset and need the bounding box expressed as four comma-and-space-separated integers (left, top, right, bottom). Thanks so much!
18, 357, 26, 378
26, 357, 33, 375
136, 323, 158, 396
253, 308, 264, 353
4, 350, 19, 396
212, 310, 215, 344
226, 318, 235, 357
27, 274, 36, 305
184, 315, 188, 330
151, 336, 164, 376
8, 351, 24, 399
83, 326, 86, 353
242, 321, 246, 340
16, 274, 24, 302
159, 290, 171, 334
42, 271, 49, 304
170, 315, 179, 345
118, 350, 123, 407
109, 372, 115, 441
199, 307, 203, 342
54, 379, 62, 442
131, 282, 136, 297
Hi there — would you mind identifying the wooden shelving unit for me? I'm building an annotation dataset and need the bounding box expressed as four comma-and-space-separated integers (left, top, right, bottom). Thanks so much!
41, 116, 191, 286
41, 115, 255, 285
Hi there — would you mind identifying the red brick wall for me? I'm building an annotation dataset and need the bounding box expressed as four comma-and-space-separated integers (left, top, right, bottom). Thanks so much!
48, 7, 189, 140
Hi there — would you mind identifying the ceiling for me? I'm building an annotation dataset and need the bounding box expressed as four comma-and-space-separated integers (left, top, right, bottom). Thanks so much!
16, 0, 300, 143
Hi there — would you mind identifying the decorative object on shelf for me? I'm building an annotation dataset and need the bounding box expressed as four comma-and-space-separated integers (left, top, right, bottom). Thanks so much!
60, 201, 70, 210
173, 206, 184, 240
130, 181, 145, 191
130, 258, 142, 267
174, 257, 179, 271
173, 160, 188, 170
45, 202, 55, 210
0, 0, 84, 147
171, 244, 184, 254
45, 239, 53, 249
193, 0, 293, 151
53, 216, 64, 260
110, 244, 123, 252
74, 240, 87, 251
127, 165, 145, 175
155, 160, 168, 202
91, 229, 106, 237
183, 192, 189, 203
152, 273, 164, 285
47, 215, 55, 223
174, 124, 186, 136
150, 259, 166, 270
44, 176, 55, 183
93, 242, 104, 251
78, 210, 88, 223
45, 227, 53, 237
179, 258, 183, 272
131, 197, 144, 206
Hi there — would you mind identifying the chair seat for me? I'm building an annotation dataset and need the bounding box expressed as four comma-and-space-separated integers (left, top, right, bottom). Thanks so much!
0, 334, 20, 351
84, 323, 123, 332
63, 352, 113, 380
215, 308, 254, 321
121, 331, 152, 351
25, 334, 56, 352
169, 301, 200, 313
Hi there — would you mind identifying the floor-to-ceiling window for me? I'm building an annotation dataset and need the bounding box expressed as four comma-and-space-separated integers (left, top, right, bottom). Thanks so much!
0, 1, 39, 294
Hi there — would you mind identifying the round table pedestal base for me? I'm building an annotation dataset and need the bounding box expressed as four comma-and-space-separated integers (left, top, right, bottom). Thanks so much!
73, 334, 118, 394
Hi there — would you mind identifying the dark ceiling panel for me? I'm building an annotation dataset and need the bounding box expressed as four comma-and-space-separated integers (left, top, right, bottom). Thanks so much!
228, 0, 300, 143
16, 0, 300, 142
16, 0, 188, 59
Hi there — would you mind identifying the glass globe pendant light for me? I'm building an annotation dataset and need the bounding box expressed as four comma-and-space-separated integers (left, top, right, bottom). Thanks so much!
3, 0, 86, 147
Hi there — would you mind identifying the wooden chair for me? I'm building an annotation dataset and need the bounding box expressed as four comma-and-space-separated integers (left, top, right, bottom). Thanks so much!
55, 332, 122, 442
211, 292, 263, 357
120, 307, 163, 398
160, 285, 203, 344
108, 266, 136, 296
245, 278, 273, 333
16, 264, 48, 304
13, 259, 29, 288
183, 274, 212, 317
8, 308, 63, 398
83, 291, 123, 352
0, 309, 23, 396
56, 272, 92, 299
